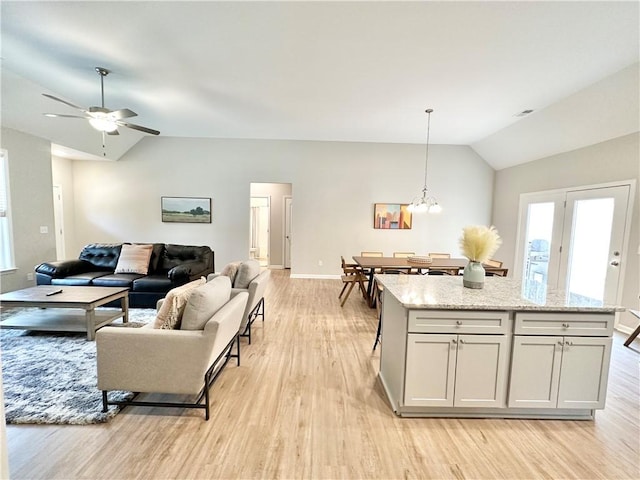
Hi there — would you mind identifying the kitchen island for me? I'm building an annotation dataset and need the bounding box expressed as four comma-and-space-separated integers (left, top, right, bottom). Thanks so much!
376, 274, 623, 420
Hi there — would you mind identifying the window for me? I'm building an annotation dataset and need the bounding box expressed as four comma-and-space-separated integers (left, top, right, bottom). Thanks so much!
0, 150, 15, 271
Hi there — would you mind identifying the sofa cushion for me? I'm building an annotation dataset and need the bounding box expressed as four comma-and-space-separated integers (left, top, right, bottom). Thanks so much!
114, 244, 153, 274
181, 276, 232, 331
92, 273, 145, 288
154, 277, 206, 330
234, 260, 261, 289
51, 272, 111, 286
132, 274, 173, 293
78, 243, 122, 271
220, 261, 242, 285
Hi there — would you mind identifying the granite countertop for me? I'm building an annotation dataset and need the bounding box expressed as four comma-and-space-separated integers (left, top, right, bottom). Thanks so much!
375, 274, 624, 313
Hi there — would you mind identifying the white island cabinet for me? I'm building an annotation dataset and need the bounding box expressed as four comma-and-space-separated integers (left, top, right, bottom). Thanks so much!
377, 275, 621, 420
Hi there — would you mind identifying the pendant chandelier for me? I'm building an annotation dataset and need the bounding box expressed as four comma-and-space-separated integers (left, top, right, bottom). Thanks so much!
408, 108, 441, 214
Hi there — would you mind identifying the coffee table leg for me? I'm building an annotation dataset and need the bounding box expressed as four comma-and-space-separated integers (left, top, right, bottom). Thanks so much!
122, 294, 129, 324
86, 308, 96, 341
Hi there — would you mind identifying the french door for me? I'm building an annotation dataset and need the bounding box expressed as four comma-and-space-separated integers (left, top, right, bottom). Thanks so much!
516, 183, 633, 306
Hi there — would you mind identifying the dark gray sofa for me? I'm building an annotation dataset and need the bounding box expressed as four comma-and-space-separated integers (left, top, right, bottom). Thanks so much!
35, 243, 214, 308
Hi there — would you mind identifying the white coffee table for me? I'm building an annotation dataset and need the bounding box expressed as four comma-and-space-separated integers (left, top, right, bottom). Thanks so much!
0, 286, 129, 340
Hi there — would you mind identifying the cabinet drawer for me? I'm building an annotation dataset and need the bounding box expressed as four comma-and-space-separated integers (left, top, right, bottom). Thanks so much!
408, 310, 510, 334
514, 312, 614, 337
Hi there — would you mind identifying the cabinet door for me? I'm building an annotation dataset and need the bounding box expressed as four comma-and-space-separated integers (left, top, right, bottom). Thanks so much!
557, 336, 612, 409
508, 336, 562, 408
404, 334, 456, 407
454, 335, 509, 408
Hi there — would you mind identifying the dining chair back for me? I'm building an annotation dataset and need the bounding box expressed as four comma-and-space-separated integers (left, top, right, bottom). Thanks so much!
339, 256, 367, 307
393, 252, 415, 258
428, 252, 451, 259
485, 259, 503, 268
361, 251, 383, 257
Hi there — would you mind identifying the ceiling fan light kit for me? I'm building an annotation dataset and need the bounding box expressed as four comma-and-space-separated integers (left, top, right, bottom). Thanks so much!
42, 66, 160, 137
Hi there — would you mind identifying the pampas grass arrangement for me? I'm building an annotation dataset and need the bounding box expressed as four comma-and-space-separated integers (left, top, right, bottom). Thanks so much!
459, 225, 502, 263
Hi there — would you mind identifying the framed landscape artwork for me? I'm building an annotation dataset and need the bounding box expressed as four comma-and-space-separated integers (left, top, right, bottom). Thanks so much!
373, 203, 412, 229
161, 196, 212, 223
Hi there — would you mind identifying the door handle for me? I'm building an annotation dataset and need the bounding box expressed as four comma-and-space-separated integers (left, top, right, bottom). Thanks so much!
610, 260, 620, 266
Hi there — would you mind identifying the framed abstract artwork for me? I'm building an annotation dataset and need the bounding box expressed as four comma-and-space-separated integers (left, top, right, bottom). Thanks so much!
161, 196, 212, 223
373, 203, 412, 229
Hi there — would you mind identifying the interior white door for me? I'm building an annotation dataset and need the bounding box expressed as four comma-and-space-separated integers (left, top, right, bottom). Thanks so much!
284, 196, 292, 269
559, 185, 630, 306
52, 185, 65, 260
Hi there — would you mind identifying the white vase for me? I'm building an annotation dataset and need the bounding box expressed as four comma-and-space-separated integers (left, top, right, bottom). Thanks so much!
463, 261, 485, 289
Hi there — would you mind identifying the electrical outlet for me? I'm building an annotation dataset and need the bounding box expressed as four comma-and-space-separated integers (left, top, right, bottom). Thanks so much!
39, 226, 48, 234
26, 272, 34, 281
318, 260, 323, 266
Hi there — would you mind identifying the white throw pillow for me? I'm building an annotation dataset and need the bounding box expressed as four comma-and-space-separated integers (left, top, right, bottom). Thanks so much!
220, 261, 242, 285
234, 260, 260, 289
154, 277, 206, 329
181, 276, 232, 330
114, 244, 153, 275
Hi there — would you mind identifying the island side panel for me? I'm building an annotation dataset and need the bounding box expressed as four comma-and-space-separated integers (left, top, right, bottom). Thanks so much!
379, 291, 409, 412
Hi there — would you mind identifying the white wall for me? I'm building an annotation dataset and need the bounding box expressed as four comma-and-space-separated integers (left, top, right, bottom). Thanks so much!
68, 137, 494, 276
0, 127, 56, 293
51, 155, 77, 260
492, 132, 640, 331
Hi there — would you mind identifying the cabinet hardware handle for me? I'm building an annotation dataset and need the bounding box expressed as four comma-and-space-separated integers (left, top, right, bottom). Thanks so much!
566, 341, 573, 346
558, 340, 564, 346
452, 339, 458, 344
456, 320, 462, 326
459, 339, 465, 344
562, 323, 569, 328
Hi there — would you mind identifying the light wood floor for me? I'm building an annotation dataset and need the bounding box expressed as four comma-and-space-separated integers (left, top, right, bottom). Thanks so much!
5, 270, 640, 479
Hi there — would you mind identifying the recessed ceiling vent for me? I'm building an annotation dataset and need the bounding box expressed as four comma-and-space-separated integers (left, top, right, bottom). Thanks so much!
515, 109, 535, 117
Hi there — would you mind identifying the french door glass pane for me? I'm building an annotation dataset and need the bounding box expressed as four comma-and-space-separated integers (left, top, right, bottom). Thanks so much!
522, 202, 554, 302
566, 198, 614, 306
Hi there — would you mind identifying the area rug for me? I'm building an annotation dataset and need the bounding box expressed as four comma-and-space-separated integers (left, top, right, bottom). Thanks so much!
0, 308, 156, 425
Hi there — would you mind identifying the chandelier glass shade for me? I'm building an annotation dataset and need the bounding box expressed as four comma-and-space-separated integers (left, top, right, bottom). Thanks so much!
408, 108, 441, 214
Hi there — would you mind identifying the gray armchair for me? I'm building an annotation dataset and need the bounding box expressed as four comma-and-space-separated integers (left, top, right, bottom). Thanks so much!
209, 260, 271, 344
96, 277, 248, 420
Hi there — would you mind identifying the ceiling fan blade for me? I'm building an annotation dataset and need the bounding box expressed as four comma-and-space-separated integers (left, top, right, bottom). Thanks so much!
43, 113, 89, 119
116, 121, 160, 136
109, 108, 137, 119
42, 93, 86, 112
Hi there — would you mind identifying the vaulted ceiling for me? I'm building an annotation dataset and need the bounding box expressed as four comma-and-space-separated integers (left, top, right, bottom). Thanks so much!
1, 1, 638, 168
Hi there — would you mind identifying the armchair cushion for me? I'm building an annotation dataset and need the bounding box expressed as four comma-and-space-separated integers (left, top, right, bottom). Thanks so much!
181, 276, 231, 331
114, 244, 153, 274
234, 259, 260, 289
154, 277, 206, 330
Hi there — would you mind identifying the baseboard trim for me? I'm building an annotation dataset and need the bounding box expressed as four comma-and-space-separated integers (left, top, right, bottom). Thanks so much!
290, 274, 341, 280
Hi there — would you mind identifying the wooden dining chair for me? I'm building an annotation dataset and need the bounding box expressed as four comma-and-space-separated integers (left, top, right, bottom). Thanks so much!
485, 259, 503, 268
361, 251, 383, 257
428, 252, 451, 259
393, 252, 415, 258
339, 256, 367, 307
373, 269, 408, 350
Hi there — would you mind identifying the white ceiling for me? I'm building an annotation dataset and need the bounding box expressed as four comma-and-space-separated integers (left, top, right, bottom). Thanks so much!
1, 1, 639, 167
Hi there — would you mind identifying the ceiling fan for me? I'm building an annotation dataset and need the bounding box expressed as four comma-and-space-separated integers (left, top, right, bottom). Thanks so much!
43, 67, 160, 136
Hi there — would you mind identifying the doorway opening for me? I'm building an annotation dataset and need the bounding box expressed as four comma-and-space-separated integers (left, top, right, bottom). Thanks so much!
250, 183, 293, 270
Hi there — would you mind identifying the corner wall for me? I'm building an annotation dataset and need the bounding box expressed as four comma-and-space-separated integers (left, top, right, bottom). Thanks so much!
68, 136, 494, 276
492, 132, 640, 330
0, 127, 56, 292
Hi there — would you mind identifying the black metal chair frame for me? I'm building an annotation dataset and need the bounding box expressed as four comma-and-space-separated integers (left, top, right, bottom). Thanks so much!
239, 297, 265, 345
101, 333, 241, 420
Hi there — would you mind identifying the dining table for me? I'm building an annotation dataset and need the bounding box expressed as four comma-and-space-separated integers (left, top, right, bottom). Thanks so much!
352, 256, 507, 306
